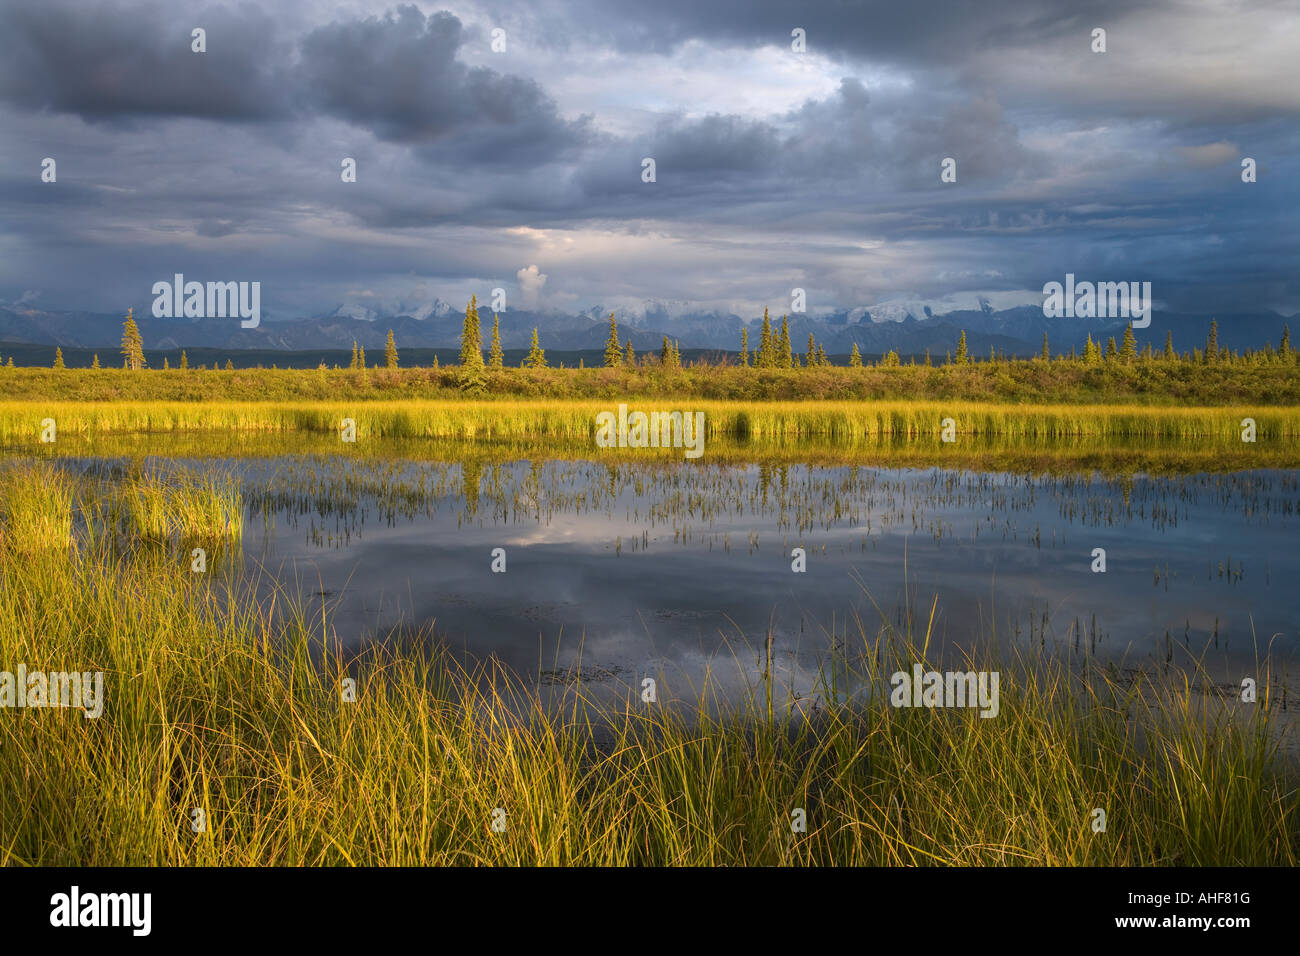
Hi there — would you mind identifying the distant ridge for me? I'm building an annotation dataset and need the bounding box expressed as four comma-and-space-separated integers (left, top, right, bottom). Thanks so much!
1, 304, 1292, 358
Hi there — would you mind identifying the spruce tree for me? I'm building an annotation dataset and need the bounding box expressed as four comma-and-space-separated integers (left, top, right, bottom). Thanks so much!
351, 341, 359, 370
524, 328, 546, 368
778, 316, 793, 367
740, 328, 749, 366
604, 312, 622, 367
817, 344, 828, 365
624, 339, 635, 365
806, 332, 817, 367
225, 358, 234, 370
358, 346, 367, 369
849, 343, 862, 367
1164, 330, 1174, 360
92, 354, 100, 369
53, 347, 65, 369
1105, 337, 1117, 360
460, 296, 483, 369
180, 350, 189, 370
1280, 324, 1291, 359
1205, 320, 1219, 362
757, 309, 773, 367
1120, 322, 1137, 363
120, 308, 145, 370
955, 330, 969, 366
488, 313, 504, 368
385, 329, 398, 369
1041, 332, 1050, 361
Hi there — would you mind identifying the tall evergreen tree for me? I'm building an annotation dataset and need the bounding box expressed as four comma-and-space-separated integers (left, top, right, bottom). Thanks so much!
624, 339, 635, 366
92, 354, 101, 369
817, 344, 828, 366
180, 350, 189, 370
358, 345, 367, 369
53, 347, 64, 369
1163, 330, 1174, 360
524, 328, 546, 368
488, 314, 504, 368
1041, 332, 1050, 361
460, 296, 483, 369
757, 309, 773, 367
806, 332, 817, 367
740, 328, 749, 366
385, 329, 399, 369
1120, 322, 1137, 363
120, 308, 145, 370
350, 341, 359, 370
778, 316, 793, 367
849, 343, 862, 367
604, 312, 622, 367
1205, 319, 1219, 362
955, 330, 969, 366
1280, 324, 1291, 359
1105, 337, 1118, 360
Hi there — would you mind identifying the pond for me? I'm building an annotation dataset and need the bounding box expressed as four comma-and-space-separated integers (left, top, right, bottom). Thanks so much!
97, 450, 1298, 706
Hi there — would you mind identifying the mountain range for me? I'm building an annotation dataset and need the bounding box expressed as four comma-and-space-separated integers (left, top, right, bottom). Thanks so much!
1, 302, 1293, 360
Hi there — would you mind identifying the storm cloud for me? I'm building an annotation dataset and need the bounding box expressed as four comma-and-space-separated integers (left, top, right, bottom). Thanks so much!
0, 0, 1295, 323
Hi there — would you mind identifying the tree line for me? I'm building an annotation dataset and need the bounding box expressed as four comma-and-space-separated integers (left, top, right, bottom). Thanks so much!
4, 304, 1293, 373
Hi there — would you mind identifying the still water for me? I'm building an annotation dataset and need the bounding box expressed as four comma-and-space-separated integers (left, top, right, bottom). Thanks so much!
170, 454, 1300, 703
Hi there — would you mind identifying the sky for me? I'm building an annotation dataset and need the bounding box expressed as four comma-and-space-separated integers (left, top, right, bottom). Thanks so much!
1, 0, 1297, 323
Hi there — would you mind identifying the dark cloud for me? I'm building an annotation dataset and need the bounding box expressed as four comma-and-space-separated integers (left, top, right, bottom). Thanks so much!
299, 5, 590, 161
553, 0, 1136, 64
0, 2, 291, 121
0, 2, 588, 166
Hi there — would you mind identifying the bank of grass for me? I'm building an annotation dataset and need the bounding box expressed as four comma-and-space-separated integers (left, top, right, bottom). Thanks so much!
3, 399, 1300, 447
1, 462, 1296, 866
2, 358, 1299, 404
11, 428, 1299, 477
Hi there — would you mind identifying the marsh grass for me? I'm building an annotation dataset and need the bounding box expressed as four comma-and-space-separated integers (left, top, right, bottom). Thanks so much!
117, 468, 243, 545
0, 461, 74, 553
0, 464, 1295, 866
3, 399, 1299, 446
